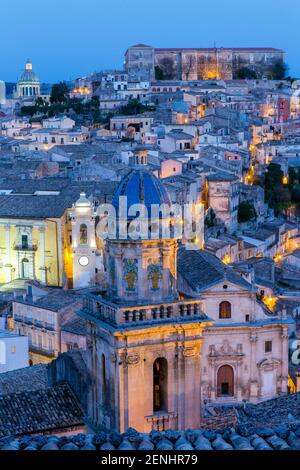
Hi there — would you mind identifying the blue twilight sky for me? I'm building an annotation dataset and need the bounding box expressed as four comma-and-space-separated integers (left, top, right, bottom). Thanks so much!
0, 0, 299, 83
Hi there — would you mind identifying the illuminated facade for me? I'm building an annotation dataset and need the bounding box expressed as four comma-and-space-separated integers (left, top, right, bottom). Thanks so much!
125, 45, 285, 81
77, 169, 290, 433
0, 219, 61, 286
16, 59, 40, 98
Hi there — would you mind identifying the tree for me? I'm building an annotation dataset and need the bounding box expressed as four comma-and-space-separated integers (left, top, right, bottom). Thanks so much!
236, 67, 257, 79
270, 61, 288, 80
157, 57, 176, 80
265, 163, 284, 204
238, 202, 257, 223
155, 66, 164, 80
50, 82, 69, 104
182, 54, 196, 80
118, 99, 155, 116
291, 185, 300, 203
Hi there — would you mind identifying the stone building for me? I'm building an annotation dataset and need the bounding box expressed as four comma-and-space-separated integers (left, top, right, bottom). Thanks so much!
206, 172, 239, 232
13, 287, 83, 364
0, 178, 116, 288
125, 45, 285, 81
77, 167, 291, 433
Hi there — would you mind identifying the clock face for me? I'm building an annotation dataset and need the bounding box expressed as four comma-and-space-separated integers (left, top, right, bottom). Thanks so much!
79, 256, 89, 267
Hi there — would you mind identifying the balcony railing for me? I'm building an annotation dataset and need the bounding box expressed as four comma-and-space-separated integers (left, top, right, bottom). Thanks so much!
13, 316, 55, 331
30, 344, 55, 358
82, 295, 207, 326
13, 242, 38, 252
145, 412, 178, 431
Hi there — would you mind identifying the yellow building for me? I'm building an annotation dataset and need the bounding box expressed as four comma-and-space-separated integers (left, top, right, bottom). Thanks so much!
0, 178, 117, 289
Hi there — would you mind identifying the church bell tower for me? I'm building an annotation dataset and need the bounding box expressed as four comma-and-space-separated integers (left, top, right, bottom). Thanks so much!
70, 193, 100, 289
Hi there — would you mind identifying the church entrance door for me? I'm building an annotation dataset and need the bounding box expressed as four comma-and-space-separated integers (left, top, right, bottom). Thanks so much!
21, 258, 30, 278
217, 365, 234, 397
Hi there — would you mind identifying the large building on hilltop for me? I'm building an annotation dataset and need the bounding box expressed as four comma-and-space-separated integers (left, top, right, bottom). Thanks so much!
125, 44, 285, 81
77, 165, 291, 433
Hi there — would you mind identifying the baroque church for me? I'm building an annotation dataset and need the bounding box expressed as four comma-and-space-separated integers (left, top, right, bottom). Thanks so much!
71, 165, 292, 432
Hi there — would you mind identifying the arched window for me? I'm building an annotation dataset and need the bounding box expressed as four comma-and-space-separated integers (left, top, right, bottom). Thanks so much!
153, 358, 168, 412
219, 301, 231, 319
79, 224, 88, 245
217, 365, 234, 397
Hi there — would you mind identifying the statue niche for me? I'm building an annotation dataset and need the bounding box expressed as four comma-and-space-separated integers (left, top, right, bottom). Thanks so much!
123, 258, 138, 291
147, 261, 162, 291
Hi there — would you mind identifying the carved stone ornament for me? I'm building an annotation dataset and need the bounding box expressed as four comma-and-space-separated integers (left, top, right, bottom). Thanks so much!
119, 351, 141, 366
209, 340, 243, 357
182, 346, 197, 357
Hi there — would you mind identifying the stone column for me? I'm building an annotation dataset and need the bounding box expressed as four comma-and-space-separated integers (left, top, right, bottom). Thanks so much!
280, 328, 289, 393
39, 227, 46, 284
115, 251, 123, 299
236, 359, 243, 400
161, 246, 171, 299
210, 361, 217, 400
176, 343, 185, 430
183, 345, 201, 428
249, 332, 258, 399
138, 247, 147, 300
4, 224, 12, 282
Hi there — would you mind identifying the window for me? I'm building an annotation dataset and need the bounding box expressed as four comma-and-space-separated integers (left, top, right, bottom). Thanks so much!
21, 234, 28, 249
265, 341, 272, 353
153, 358, 168, 412
37, 335, 42, 348
219, 301, 231, 319
79, 224, 88, 245
48, 337, 53, 351
245, 314, 250, 322
11, 345, 16, 354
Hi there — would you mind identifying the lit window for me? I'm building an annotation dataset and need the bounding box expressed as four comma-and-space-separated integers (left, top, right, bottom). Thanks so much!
11, 345, 16, 354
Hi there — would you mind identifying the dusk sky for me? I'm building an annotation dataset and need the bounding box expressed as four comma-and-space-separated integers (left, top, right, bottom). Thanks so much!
1, 0, 299, 82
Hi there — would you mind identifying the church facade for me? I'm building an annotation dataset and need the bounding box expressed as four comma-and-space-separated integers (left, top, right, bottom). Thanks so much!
77, 167, 291, 433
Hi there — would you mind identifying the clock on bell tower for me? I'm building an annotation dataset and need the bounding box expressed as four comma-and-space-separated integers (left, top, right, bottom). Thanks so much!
69, 192, 101, 289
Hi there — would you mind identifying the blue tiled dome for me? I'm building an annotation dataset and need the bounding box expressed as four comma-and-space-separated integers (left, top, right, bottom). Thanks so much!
112, 169, 172, 219
20, 60, 39, 83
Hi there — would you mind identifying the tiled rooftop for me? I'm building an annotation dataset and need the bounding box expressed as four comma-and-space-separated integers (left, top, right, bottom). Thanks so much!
0, 364, 48, 396
0, 423, 300, 450
0, 383, 83, 437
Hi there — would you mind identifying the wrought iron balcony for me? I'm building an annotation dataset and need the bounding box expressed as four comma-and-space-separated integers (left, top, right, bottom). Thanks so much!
13, 242, 38, 252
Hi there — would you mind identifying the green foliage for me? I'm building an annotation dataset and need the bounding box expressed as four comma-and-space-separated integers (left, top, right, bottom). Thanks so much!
270, 61, 288, 80
264, 163, 295, 215
291, 185, 300, 202
205, 209, 216, 227
118, 99, 155, 116
155, 66, 164, 80
237, 67, 258, 79
19, 105, 37, 117
265, 163, 284, 202
50, 82, 69, 104
238, 202, 257, 223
